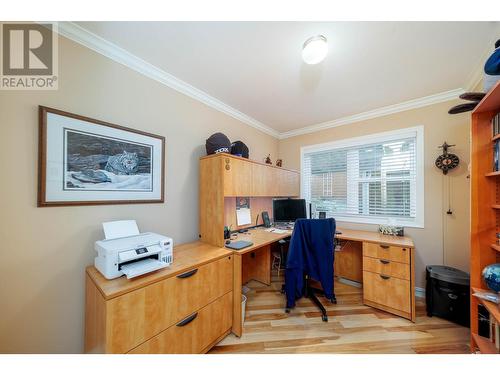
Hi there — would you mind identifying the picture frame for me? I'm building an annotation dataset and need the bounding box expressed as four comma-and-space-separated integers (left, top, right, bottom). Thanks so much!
38, 106, 165, 207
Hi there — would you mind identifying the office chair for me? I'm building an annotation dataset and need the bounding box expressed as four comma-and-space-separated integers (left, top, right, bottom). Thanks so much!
283, 218, 337, 322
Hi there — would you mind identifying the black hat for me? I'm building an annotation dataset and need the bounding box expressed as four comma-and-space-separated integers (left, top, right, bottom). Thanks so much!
205, 133, 231, 155
231, 140, 249, 158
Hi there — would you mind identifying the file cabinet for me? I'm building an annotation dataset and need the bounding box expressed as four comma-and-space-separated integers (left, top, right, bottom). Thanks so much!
85, 242, 233, 353
362, 242, 415, 321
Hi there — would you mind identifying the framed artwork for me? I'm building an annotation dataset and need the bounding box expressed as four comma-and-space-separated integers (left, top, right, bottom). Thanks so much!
38, 106, 165, 206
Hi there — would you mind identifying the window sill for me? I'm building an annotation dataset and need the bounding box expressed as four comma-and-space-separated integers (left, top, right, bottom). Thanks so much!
331, 215, 424, 229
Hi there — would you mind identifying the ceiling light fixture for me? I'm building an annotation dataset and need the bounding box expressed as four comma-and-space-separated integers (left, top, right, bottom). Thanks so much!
302, 35, 328, 65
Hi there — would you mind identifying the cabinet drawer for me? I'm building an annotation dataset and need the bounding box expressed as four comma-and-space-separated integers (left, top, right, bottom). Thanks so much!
363, 271, 410, 313
129, 292, 233, 354
362, 256, 410, 280
106, 255, 233, 353
363, 242, 410, 264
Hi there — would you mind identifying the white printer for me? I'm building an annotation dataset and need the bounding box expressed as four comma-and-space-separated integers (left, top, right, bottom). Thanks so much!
94, 220, 173, 280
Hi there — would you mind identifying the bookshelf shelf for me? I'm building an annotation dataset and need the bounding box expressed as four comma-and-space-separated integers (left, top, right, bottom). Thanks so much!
491, 244, 500, 252
485, 171, 500, 177
472, 333, 498, 354
493, 134, 500, 142
492, 205, 500, 209
471, 287, 500, 324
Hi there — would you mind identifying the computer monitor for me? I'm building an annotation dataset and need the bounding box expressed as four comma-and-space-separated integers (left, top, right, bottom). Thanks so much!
273, 198, 307, 223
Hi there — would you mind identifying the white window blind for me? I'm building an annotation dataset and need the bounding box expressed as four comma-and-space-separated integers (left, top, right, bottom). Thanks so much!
301, 127, 423, 227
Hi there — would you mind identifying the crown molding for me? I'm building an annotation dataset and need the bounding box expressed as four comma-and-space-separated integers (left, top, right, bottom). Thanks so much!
56, 22, 467, 141
279, 88, 464, 139
56, 22, 280, 138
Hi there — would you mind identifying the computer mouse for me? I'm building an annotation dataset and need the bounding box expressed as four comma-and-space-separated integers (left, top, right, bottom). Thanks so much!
225, 240, 231, 245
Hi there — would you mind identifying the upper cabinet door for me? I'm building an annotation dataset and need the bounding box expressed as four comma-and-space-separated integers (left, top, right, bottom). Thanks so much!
251, 163, 278, 196
278, 169, 300, 197
221, 155, 299, 197
223, 156, 253, 196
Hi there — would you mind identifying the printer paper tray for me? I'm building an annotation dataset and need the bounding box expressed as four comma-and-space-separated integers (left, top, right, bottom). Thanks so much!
120, 258, 168, 279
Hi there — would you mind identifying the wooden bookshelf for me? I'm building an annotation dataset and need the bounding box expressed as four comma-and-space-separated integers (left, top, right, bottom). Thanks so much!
470, 80, 500, 353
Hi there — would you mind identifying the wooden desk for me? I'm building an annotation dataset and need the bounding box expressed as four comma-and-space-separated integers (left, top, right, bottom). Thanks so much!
229, 227, 415, 337
84, 227, 416, 350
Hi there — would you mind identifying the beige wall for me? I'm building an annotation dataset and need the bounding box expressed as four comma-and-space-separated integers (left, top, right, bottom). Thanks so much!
0, 36, 278, 353
278, 101, 471, 289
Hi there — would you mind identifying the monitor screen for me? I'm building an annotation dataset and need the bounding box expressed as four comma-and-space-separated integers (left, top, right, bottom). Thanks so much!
273, 199, 307, 223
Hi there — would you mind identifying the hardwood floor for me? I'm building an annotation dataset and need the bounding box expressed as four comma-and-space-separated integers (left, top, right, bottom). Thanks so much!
210, 272, 470, 354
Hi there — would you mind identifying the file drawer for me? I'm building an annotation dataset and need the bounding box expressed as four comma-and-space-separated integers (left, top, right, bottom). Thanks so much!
362, 256, 410, 280
129, 292, 233, 354
106, 255, 233, 353
363, 242, 410, 264
363, 271, 411, 313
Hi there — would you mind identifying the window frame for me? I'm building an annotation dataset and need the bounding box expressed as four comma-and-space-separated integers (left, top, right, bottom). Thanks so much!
300, 126, 424, 228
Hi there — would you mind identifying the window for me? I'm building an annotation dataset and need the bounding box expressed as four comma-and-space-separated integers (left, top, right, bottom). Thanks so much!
301, 126, 424, 227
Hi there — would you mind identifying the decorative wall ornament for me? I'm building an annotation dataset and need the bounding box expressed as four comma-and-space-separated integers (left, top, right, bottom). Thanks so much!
435, 142, 459, 175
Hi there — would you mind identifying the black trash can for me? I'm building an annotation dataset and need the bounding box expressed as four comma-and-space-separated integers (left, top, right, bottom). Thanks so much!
425, 265, 470, 327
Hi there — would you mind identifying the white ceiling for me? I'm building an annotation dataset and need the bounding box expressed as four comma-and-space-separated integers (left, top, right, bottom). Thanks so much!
75, 21, 499, 135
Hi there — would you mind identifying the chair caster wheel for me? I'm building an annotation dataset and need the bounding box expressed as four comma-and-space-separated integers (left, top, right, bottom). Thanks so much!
285, 308, 290, 313
330, 298, 337, 304
322, 315, 328, 322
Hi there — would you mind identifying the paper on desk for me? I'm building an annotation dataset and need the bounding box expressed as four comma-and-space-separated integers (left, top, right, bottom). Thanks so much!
264, 228, 289, 234
236, 208, 251, 226
103, 220, 140, 240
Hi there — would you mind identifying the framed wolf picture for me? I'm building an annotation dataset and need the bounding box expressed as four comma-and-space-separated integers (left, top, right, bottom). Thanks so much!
38, 106, 165, 206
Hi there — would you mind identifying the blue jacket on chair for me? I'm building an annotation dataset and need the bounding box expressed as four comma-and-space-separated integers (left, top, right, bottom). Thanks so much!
285, 218, 336, 308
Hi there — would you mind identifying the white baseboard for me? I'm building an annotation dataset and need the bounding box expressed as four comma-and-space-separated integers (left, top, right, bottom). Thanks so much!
415, 287, 426, 298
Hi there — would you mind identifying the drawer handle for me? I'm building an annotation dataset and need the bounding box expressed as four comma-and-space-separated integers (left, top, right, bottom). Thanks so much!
380, 259, 390, 264
380, 245, 389, 249
176, 312, 198, 327
380, 275, 390, 280
177, 269, 198, 279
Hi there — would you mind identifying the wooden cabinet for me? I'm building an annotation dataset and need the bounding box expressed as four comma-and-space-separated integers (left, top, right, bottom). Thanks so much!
85, 244, 233, 354
223, 157, 253, 196
219, 154, 299, 197
129, 292, 233, 354
200, 154, 299, 247
362, 241, 414, 321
